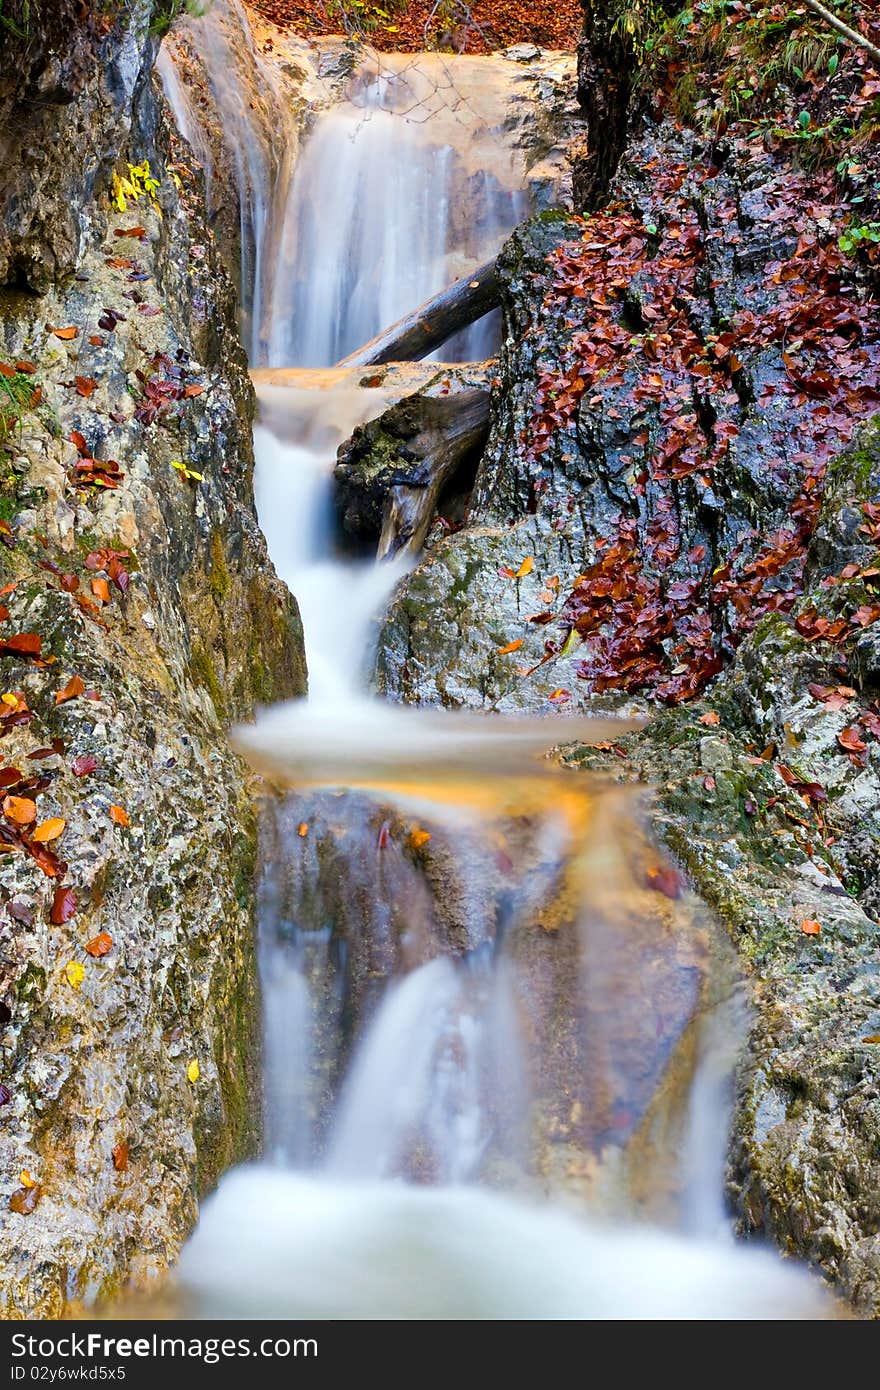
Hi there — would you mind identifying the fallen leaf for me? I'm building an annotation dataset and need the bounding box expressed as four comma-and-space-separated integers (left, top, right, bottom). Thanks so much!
19, 1169, 35, 1189
85, 932, 112, 958
64, 959, 85, 988
296, 821, 308, 837
861, 1034, 880, 1044
0, 633, 41, 658
187, 1059, 199, 1083
109, 805, 129, 827
497, 639, 524, 655
838, 726, 867, 755
71, 754, 98, 777
9, 1184, 40, 1214
0, 1084, 10, 1105
74, 376, 98, 398
48, 326, 78, 340
52, 888, 77, 924
112, 1141, 129, 1172
800, 918, 821, 936
3, 796, 36, 825
644, 864, 684, 899
408, 828, 432, 849
699, 711, 720, 726
91, 577, 111, 604
32, 818, 65, 843
55, 674, 85, 705
515, 556, 534, 578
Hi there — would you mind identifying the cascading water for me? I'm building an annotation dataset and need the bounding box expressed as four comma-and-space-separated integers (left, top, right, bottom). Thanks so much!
160, 8, 830, 1319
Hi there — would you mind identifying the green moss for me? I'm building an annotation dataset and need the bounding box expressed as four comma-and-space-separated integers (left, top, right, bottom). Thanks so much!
189, 641, 226, 720
16, 962, 46, 1005
195, 817, 261, 1195
208, 529, 230, 602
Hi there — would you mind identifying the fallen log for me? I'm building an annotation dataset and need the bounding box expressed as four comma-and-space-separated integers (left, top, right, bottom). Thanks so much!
334, 384, 490, 559
335, 259, 500, 367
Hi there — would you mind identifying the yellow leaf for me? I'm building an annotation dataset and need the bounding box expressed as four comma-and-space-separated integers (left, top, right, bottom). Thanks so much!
862, 1034, 880, 1044
514, 556, 534, 578
559, 628, 581, 659
408, 828, 432, 849
297, 822, 309, 838
64, 960, 85, 989
19, 1169, 36, 1189
186, 1059, 200, 1083
32, 817, 66, 843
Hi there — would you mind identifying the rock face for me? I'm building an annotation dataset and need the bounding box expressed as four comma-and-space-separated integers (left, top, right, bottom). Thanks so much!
0, 4, 305, 1316
368, 35, 880, 1315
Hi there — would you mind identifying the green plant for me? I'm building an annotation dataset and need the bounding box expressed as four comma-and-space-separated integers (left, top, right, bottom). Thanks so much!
0, 1, 29, 38
151, 0, 213, 36
0, 369, 40, 444
838, 221, 880, 255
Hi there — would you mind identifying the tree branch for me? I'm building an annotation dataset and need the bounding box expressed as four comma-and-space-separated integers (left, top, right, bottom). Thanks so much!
801, 0, 880, 68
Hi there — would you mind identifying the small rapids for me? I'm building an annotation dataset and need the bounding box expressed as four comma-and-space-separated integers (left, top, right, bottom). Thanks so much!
159, 3, 829, 1320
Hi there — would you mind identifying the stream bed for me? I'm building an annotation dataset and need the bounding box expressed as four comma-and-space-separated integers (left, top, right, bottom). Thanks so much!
158, 1, 830, 1319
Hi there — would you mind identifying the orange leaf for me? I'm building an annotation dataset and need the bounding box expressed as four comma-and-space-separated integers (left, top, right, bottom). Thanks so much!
497, 639, 524, 655
408, 827, 432, 849
296, 821, 308, 837
48, 325, 78, 340
91, 577, 111, 604
3, 795, 36, 825
838, 726, 867, 754
112, 1140, 129, 1172
109, 804, 129, 827
74, 376, 98, 398
55, 674, 85, 706
699, 711, 720, 726
32, 817, 65, 843
800, 918, 821, 936
85, 932, 112, 958
514, 556, 534, 579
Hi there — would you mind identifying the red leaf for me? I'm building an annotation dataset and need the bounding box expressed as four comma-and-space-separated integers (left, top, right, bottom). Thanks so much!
50, 886, 77, 924
71, 754, 98, 778
0, 633, 41, 658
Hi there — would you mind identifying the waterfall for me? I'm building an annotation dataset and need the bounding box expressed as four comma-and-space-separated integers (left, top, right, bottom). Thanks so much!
263, 68, 526, 366
156, 6, 831, 1321
157, 0, 295, 357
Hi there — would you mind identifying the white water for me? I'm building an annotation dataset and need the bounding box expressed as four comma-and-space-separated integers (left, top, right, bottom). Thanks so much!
165, 10, 830, 1320
265, 69, 525, 367
179, 1169, 827, 1320
157, 0, 293, 356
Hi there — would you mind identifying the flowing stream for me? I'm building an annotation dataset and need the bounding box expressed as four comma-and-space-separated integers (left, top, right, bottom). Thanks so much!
162, 4, 828, 1319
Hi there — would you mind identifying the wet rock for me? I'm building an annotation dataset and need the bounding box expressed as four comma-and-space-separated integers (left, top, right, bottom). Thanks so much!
333, 367, 491, 552
0, 12, 304, 1317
